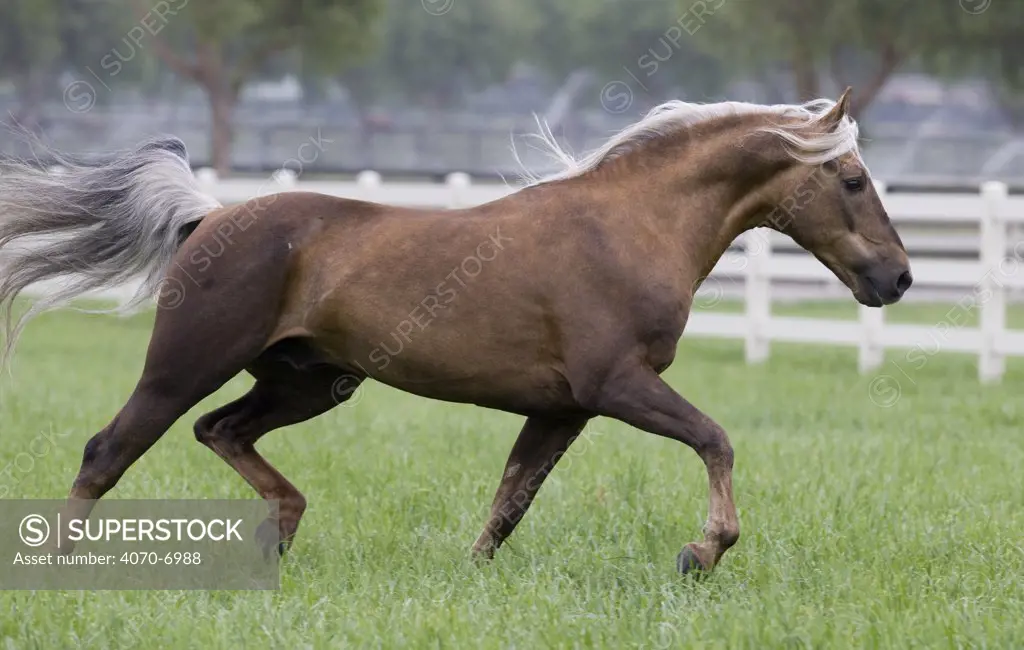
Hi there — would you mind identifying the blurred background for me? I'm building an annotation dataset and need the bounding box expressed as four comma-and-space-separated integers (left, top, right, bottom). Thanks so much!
0, 0, 1022, 185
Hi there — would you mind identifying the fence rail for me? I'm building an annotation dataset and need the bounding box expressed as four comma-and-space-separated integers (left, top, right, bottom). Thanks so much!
30, 170, 1024, 384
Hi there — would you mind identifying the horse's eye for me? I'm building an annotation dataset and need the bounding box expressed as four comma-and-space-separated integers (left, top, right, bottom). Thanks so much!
842, 177, 864, 192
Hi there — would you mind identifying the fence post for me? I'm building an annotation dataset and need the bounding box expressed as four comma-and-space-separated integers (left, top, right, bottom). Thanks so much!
446, 172, 471, 208
979, 181, 1008, 383
744, 228, 771, 364
859, 305, 885, 373
856, 179, 888, 373
872, 178, 888, 210
272, 168, 297, 188
195, 167, 218, 194
357, 170, 382, 202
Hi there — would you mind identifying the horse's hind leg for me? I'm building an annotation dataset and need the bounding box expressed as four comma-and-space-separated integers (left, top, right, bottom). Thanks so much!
61, 330, 267, 549
472, 414, 589, 559
62, 228, 295, 548
68, 312, 274, 503
194, 360, 356, 555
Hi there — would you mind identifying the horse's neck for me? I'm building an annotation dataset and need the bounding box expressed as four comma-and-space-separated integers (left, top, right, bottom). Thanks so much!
596, 144, 772, 286
521, 114, 786, 297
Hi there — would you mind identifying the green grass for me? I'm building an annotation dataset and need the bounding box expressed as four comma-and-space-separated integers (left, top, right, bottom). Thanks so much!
1, 303, 1022, 649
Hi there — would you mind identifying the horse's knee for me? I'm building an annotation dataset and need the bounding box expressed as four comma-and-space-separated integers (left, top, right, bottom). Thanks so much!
286, 492, 307, 518
704, 433, 734, 468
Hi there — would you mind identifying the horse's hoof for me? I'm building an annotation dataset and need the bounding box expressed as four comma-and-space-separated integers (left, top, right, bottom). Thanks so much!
677, 544, 708, 576
255, 518, 284, 560
469, 534, 498, 563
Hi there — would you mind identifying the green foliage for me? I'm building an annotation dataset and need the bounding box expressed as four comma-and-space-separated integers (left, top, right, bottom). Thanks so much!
58, 0, 146, 86
0, 0, 61, 79
522, 0, 727, 97
695, 0, 959, 68
152, 0, 383, 92
916, 3, 1024, 126
341, 0, 728, 108
339, 0, 524, 106
690, 0, 971, 109
123, 0, 384, 171
0, 0, 1022, 117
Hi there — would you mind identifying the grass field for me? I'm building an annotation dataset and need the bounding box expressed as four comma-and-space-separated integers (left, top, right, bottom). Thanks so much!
1, 303, 1022, 649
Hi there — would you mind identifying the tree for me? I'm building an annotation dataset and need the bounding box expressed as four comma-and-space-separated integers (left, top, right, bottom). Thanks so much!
929, 2, 1024, 129
338, 0, 525, 111
522, 0, 728, 102
692, 0, 962, 118
0, 0, 61, 128
139, 0, 382, 174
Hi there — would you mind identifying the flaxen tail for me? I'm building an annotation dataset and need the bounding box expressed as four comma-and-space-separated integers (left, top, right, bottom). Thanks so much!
0, 136, 220, 363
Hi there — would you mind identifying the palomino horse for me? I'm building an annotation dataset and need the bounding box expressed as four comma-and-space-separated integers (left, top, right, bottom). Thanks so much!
0, 88, 910, 574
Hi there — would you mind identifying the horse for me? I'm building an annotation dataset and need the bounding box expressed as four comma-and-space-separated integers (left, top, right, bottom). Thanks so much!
0, 88, 911, 575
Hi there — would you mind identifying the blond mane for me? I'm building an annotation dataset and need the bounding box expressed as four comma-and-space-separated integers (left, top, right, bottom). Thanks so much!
518, 98, 863, 186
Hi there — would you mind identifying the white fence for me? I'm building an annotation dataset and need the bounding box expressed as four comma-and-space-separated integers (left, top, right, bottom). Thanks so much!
42, 169, 1024, 383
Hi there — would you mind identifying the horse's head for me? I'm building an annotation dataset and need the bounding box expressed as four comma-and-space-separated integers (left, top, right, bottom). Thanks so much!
760, 89, 912, 307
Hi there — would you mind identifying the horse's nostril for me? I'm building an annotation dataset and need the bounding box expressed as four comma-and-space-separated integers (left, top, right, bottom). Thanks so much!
895, 270, 913, 295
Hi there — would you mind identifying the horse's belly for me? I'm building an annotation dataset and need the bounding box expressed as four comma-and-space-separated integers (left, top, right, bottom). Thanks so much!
305, 275, 576, 413
321, 329, 574, 413
371, 356, 576, 415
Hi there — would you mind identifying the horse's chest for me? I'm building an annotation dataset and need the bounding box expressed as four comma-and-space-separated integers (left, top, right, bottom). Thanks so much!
631, 293, 690, 372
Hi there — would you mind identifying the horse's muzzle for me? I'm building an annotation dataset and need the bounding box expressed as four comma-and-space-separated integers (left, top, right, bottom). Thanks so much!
861, 265, 913, 306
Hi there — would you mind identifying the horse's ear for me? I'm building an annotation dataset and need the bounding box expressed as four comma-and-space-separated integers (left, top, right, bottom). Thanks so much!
821, 87, 853, 130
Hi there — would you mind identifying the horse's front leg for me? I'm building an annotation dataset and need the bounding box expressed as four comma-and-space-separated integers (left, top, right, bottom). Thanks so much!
586, 362, 740, 574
